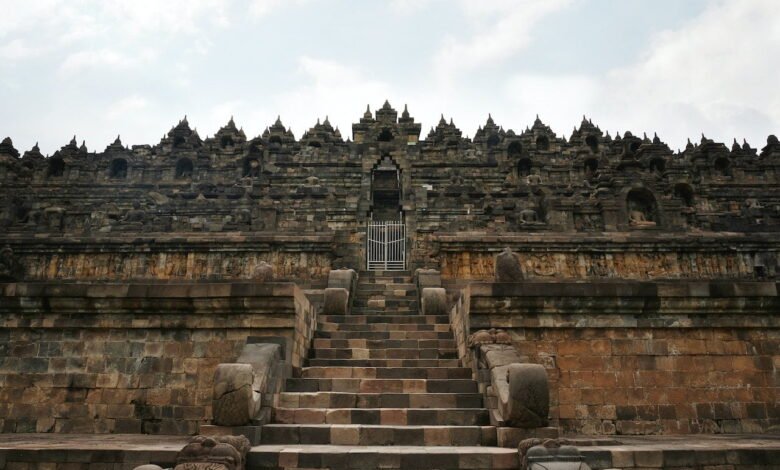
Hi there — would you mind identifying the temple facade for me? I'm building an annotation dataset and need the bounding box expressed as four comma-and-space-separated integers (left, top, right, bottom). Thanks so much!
1, 102, 779, 469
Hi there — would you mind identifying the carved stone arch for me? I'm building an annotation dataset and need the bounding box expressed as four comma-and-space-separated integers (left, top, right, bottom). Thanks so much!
585, 134, 599, 152
621, 185, 661, 229
714, 156, 731, 176
583, 157, 599, 177
175, 157, 194, 179
649, 157, 666, 174
109, 158, 128, 179
242, 156, 262, 178
369, 155, 402, 220
535, 135, 550, 151
673, 182, 695, 207
507, 141, 522, 158
47, 158, 65, 178
220, 135, 235, 148
486, 134, 500, 148
517, 157, 532, 178
377, 128, 394, 142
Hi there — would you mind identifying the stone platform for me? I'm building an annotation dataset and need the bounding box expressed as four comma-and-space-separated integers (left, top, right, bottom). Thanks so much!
2, 433, 780, 469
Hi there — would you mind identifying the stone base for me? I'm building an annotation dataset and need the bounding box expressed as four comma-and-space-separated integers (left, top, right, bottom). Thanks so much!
497, 426, 559, 447
198, 424, 263, 445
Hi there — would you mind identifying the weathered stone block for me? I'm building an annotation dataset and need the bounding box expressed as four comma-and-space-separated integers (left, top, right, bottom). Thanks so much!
494, 363, 549, 428
323, 287, 349, 315
212, 363, 256, 427
421, 287, 447, 316
495, 247, 524, 282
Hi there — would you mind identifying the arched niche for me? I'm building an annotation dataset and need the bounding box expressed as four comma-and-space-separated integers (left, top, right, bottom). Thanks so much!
377, 128, 394, 142
673, 183, 694, 207
649, 157, 666, 174
584, 158, 599, 177
268, 135, 282, 149
517, 158, 532, 177
714, 156, 731, 176
486, 134, 500, 148
47, 158, 64, 178
585, 135, 599, 152
109, 158, 128, 179
507, 141, 522, 158
173, 135, 186, 148
371, 156, 401, 220
626, 188, 659, 227
220, 135, 234, 148
175, 158, 194, 179
307, 141, 322, 148
629, 141, 641, 153
535, 135, 550, 151
242, 157, 261, 178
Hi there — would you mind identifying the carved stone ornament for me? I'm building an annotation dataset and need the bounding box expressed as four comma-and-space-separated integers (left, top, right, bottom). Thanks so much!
468, 328, 512, 347
173, 435, 251, 470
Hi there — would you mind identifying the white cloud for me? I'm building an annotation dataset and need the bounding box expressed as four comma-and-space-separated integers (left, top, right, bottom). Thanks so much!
504, 74, 600, 132
106, 95, 150, 121
433, 0, 573, 87
249, 0, 310, 18
0, 39, 39, 60
58, 48, 156, 75
275, 56, 393, 135
598, 0, 780, 147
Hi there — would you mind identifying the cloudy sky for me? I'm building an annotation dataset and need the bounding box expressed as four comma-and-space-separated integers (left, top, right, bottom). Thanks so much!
1, 0, 778, 155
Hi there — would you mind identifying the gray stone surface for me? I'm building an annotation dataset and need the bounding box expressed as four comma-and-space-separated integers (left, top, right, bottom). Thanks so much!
421, 287, 447, 316
213, 343, 282, 426
323, 287, 350, 315
495, 247, 524, 282
495, 363, 549, 428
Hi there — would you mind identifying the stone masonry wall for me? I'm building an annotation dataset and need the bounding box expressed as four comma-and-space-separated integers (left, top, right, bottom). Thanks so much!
0, 282, 315, 435
0, 234, 334, 281
521, 327, 779, 435
461, 281, 780, 436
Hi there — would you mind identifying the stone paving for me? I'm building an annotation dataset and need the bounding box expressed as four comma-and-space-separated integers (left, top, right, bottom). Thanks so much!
2, 433, 779, 469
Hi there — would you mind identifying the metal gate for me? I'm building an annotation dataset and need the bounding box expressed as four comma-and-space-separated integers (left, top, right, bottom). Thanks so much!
366, 221, 406, 270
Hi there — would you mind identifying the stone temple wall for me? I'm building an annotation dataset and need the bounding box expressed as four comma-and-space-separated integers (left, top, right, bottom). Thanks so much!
0, 282, 315, 435
453, 281, 780, 436
2, 101, 780, 279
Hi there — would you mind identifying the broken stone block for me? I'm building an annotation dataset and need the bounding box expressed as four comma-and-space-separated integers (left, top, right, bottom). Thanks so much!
212, 343, 281, 426
494, 363, 549, 428
212, 363, 256, 426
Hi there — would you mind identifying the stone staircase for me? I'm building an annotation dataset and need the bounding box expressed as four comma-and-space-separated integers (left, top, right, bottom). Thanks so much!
252, 271, 517, 469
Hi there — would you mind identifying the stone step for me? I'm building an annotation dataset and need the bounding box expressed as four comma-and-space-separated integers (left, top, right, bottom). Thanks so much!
318, 323, 451, 332
312, 338, 456, 350
347, 308, 420, 315
353, 298, 418, 306
299, 366, 471, 380
249, 444, 517, 469
273, 407, 490, 426
310, 348, 457, 360
355, 284, 416, 292
306, 358, 461, 367
260, 424, 496, 447
315, 330, 453, 340
286, 378, 479, 393
278, 392, 484, 409
319, 315, 448, 325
